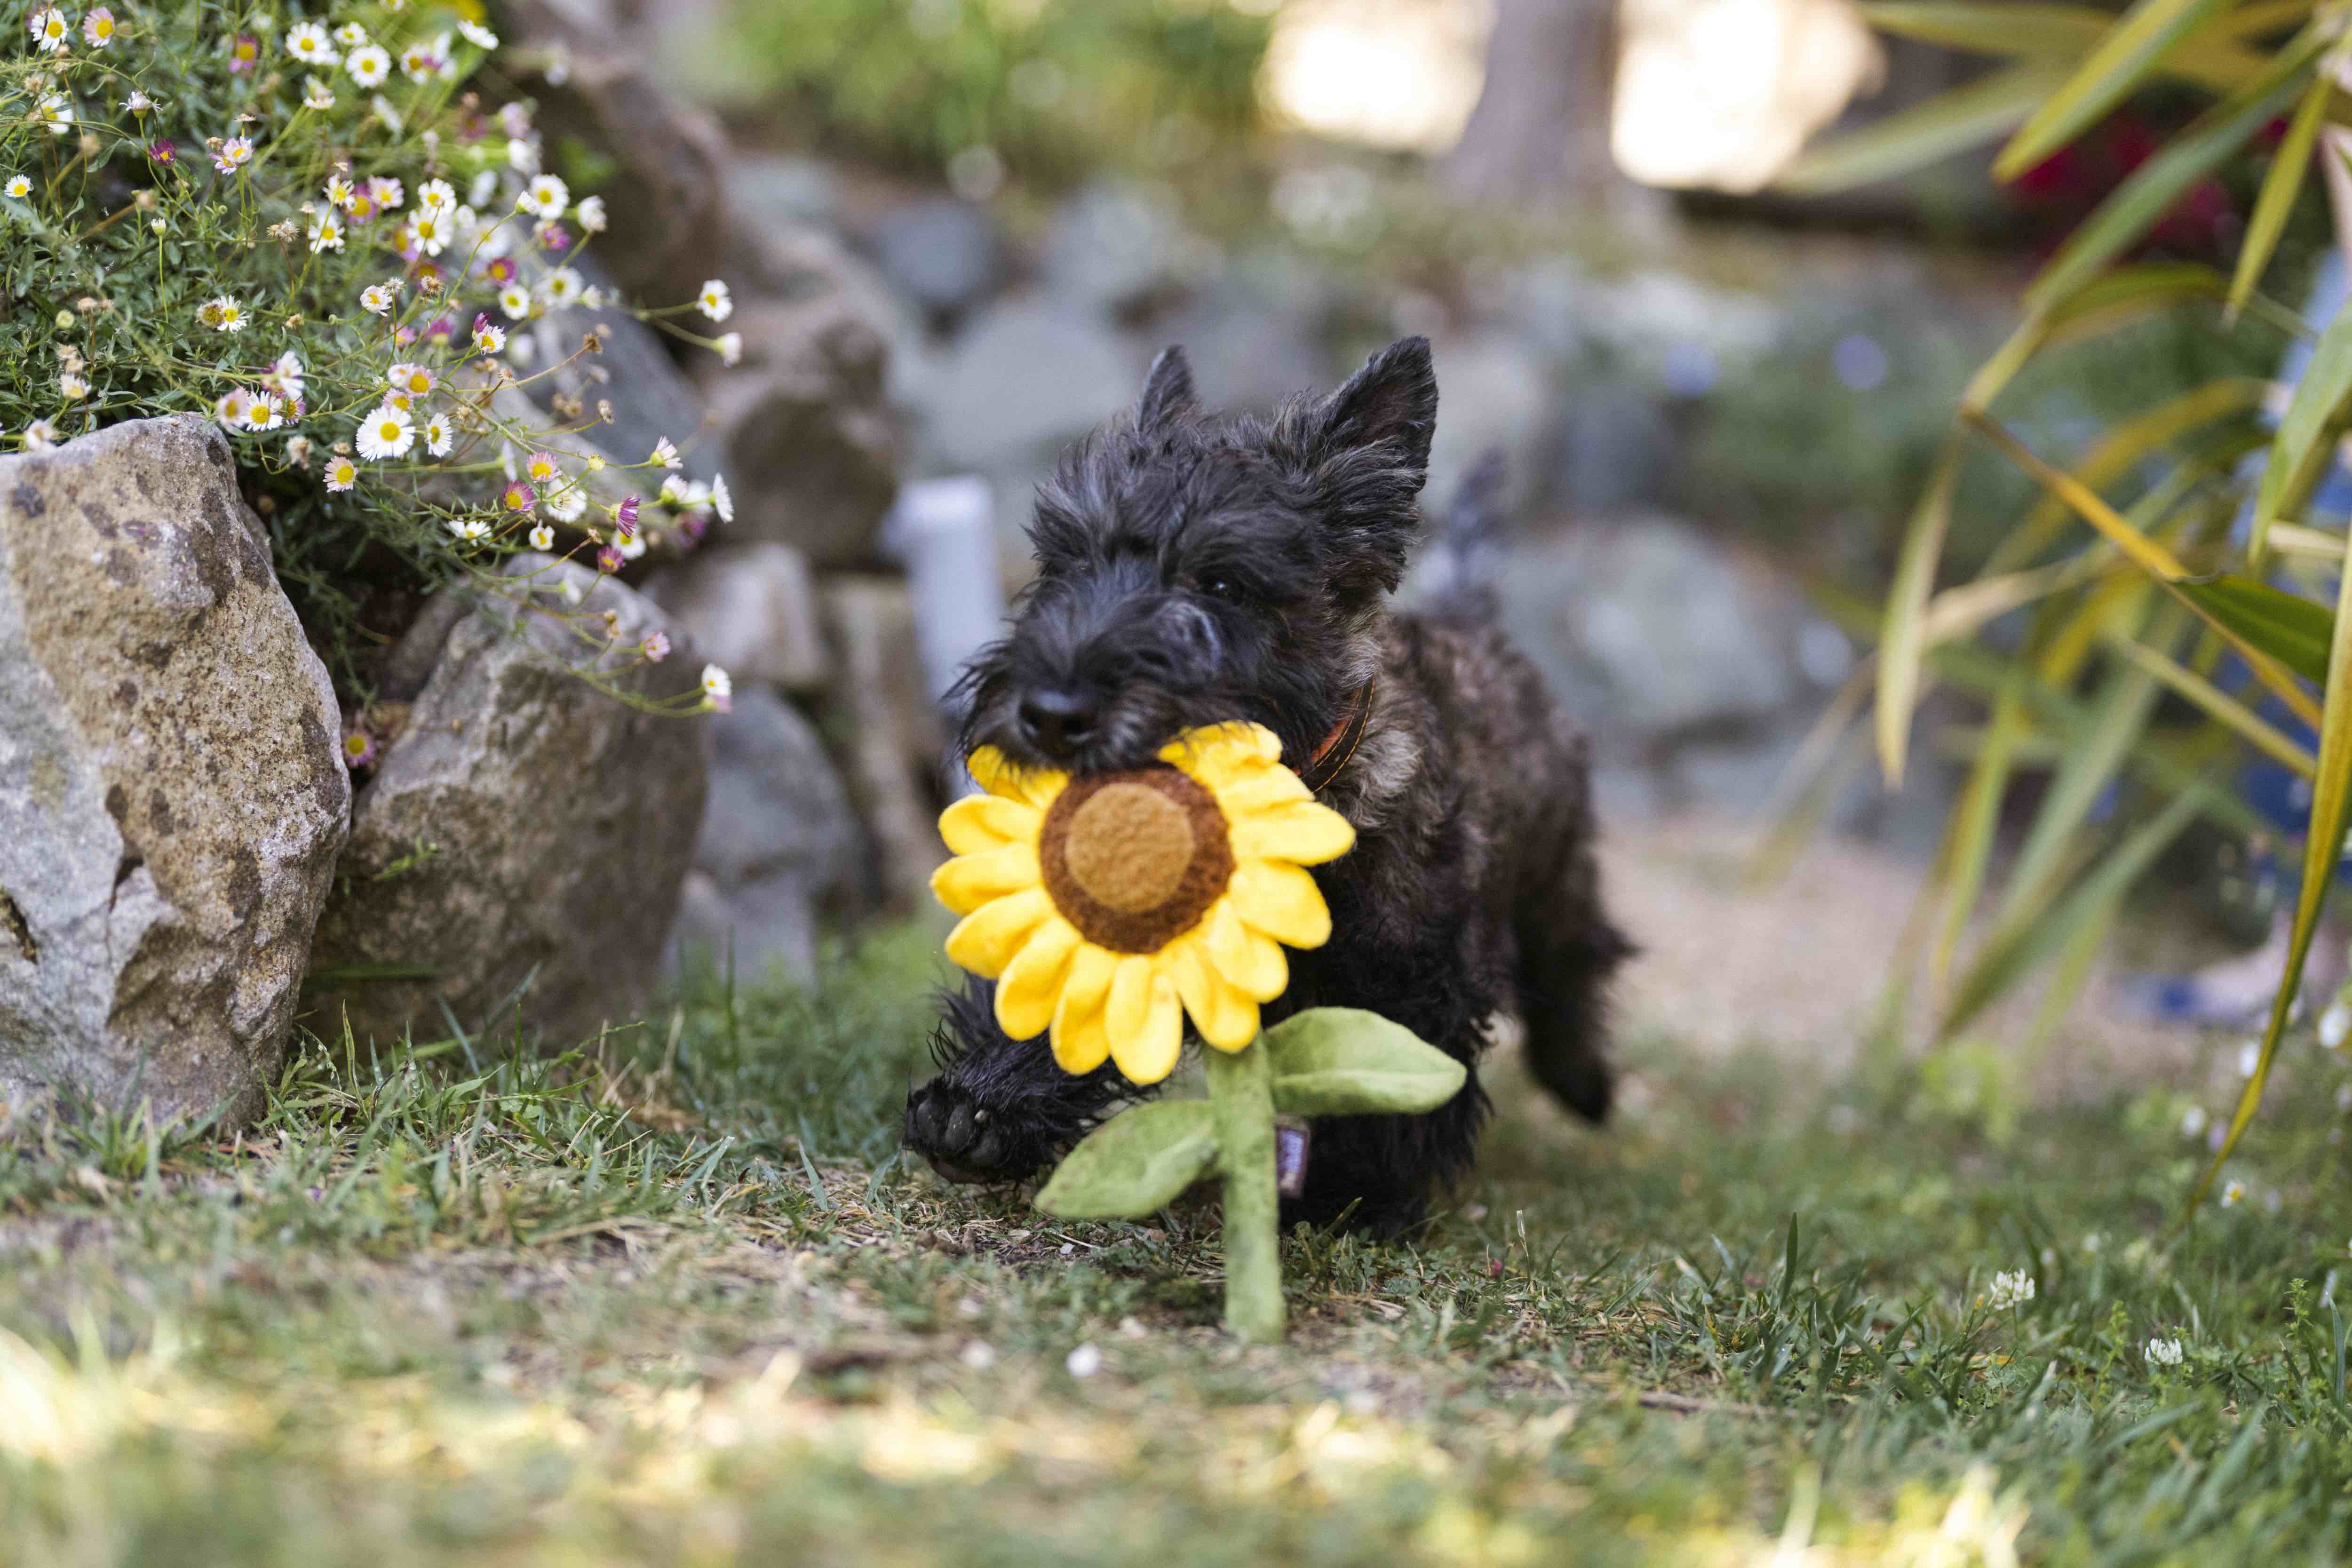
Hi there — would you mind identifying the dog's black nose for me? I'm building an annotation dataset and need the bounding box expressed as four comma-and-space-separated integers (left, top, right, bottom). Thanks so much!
1017, 688, 1099, 758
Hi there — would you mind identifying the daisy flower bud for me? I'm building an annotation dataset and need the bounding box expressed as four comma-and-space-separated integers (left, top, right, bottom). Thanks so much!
700, 664, 732, 711
717, 332, 742, 366
615, 494, 641, 527
577, 195, 607, 232
651, 438, 679, 470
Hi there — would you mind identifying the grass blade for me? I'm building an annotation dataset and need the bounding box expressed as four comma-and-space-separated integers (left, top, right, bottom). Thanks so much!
2105, 631, 2320, 775
1966, 412, 2325, 730
1992, 0, 2237, 182
1779, 61, 2067, 193
2193, 529, 2352, 1209
1877, 436, 1965, 785
2254, 288, 2352, 560
1942, 783, 2207, 1040
2229, 72, 2330, 321
2172, 574, 2336, 682
2023, 29, 2325, 315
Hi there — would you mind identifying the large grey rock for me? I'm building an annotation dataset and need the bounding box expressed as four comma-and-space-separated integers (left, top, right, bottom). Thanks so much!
921, 298, 1140, 470
0, 417, 348, 1128
1040, 180, 1216, 315
644, 542, 828, 693
668, 685, 859, 981
1496, 515, 1803, 746
305, 557, 707, 1046
701, 291, 901, 566
820, 577, 945, 911
871, 197, 1002, 318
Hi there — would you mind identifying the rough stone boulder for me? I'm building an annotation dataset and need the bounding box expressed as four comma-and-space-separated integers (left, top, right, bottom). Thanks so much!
0, 416, 349, 1129
305, 556, 707, 1047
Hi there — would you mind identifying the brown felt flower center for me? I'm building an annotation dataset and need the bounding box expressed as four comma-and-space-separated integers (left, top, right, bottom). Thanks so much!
1041, 766, 1233, 953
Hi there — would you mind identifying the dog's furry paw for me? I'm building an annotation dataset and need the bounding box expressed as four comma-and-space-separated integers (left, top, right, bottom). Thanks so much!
903, 1075, 1049, 1184
901, 977, 1132, 1186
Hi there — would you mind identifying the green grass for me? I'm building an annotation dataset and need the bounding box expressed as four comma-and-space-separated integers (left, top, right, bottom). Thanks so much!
6, 925, 2352, 1566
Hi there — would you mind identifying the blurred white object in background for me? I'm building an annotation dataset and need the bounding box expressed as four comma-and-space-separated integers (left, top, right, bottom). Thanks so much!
885, 474, 1007, 715
1613, 0, 1882, 191
1262, 0, 1493, 154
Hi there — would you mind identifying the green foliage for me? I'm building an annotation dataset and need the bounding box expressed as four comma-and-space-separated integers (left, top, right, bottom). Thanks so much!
715, 0, 1276, 183
1766, 0, 2352, 1185
0, 0, 732, 698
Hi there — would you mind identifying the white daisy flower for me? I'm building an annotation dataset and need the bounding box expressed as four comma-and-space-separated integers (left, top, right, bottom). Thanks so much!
302, 77, 336, 110
2145, 1337, 2183, 1367
324, 454, 359, 492
700, 664, 732, 710
528, 523, 555, 550
270, 351, 305, 398
325, 173, 355, 208
334, 21, 371, 47
215, 388, 257, 430
652, 436, 680, 470
2221, 1178, 2247, 1208
308, 211, 345, 252
3, 175, 29, 200
507, 136, 539, 175
518, 173, 569, 218
498, 282, 532, 320
213, 136, 254, 175
416, 177, 456, 215
204, 294, 247, 333
127, 89, 152, 113
360, 281, 399, 316
657, 473, 688, 506
345, 43, 390, 87
539, 266, 583, 308
576, 194, 607, 232
29, 7, 70, 53
716, 331, 742, 366
405, 211, 448, 255
423, 413, 454, 456
286, 21, 337, 65
544, 478, 588, 522
39, 94, 73, 135
711, 474, 733, 523
82, 8, 115, 48
459, 18, 499, 48
469, 169, 500, 207
696, 279, 732, 322
22, 419, 58, 452
251, 392, 287, 431
618, 528, 646, 560
355, 404, 415, 460
447, 517, 491, 542
398, 40, 438, 83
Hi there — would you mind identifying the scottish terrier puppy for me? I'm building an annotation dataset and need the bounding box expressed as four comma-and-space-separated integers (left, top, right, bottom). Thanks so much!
903, 337, 1630, 1234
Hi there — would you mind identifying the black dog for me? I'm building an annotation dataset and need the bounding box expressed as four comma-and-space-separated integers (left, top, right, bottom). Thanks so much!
903, 337, 1630, 1234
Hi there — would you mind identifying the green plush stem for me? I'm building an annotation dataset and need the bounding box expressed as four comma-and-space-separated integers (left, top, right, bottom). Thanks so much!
1206, 1038, 1283, 1343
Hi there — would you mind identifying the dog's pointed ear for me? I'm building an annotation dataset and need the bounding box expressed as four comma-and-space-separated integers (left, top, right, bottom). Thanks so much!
1315, 336, 1436, 476
1136, 345, 1198, 432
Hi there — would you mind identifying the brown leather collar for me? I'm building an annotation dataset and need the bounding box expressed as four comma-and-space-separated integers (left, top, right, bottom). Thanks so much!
1297, 680, 1374, 795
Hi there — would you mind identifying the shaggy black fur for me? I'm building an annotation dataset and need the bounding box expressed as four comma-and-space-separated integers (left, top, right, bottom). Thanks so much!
902, 337, 1631, 1234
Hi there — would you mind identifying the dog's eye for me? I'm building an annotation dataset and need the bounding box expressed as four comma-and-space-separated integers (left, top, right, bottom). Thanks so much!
1199, 575, 1241, 603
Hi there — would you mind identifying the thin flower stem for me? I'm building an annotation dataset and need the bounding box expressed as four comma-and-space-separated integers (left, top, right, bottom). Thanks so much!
1206, 1039, 1283, 1344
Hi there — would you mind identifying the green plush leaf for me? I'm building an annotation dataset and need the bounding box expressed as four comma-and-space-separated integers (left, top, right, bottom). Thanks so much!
1033, 1100, 1218, 1218
1262, 1008, 1467, 1117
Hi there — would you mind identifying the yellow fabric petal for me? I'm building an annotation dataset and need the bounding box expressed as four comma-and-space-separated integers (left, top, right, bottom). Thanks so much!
1105, 956, 1184, 1085
1169, 933, 1259, 1051
1209, 766, 1314, 815
938, 793, 1043, 856
1231, 800, 1355, 867
930, 842, 1040, 915
967, 747, 1065, 811
994, 916, 1081, 1040
1158, 722, 1281, 786
944, 887, 1053, 979
1203, 897, 1289, 1002
1049, 944, 1118, 1074
1229, 860, 1332, 949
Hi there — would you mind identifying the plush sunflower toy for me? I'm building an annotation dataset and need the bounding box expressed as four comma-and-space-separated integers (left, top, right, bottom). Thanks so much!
932, 722, 1464, 1342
